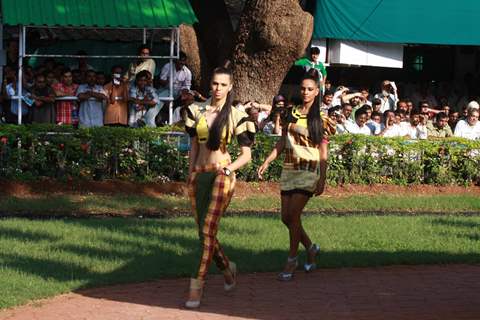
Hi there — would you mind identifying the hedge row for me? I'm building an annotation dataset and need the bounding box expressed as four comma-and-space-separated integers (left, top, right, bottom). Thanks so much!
1, 124, 480, 185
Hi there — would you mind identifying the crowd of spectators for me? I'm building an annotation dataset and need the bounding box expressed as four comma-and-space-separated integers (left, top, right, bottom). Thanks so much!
235, 47, 480, 140
0, 44, 198, 128
252, 84, 480, 140
235, 79, 479, 141
1, 42, 480, 140
320, 81, 480, 140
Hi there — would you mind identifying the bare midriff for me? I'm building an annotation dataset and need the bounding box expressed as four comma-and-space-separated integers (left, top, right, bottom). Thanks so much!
195, 144, 231, 167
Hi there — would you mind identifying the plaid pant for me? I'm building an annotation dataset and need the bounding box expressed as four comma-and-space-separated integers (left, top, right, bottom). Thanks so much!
189, 161, 236, 281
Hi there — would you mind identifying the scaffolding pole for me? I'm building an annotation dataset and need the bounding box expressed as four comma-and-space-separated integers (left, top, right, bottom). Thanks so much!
24, 54, 175, 59
168, 28, 175, 125
16, 26, 25, 125
0, 22, 3, 86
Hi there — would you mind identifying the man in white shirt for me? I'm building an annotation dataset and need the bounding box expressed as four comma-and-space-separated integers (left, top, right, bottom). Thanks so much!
454, 108, 480, 140
341, 103, 354, 124
335, 103, 355, 133
380, 110, 402, 137
327, 106, 347, 134
76, 70, 107, 128
159, 51, 192, 99
126, 45, 156, 83
374, 80, 399, 113
401, 111, 428, 140
345, 108, 371, 135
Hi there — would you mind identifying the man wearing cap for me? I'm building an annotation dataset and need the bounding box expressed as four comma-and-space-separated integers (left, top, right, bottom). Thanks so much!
467, 100, 480, 111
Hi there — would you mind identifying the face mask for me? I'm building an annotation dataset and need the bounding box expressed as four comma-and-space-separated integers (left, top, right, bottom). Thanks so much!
382, 90, 389, 97
113, 73, 121, 85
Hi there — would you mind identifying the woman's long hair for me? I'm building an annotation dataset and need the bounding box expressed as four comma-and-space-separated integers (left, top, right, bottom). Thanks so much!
207, 65, 234, 151
302, 69, 324, 145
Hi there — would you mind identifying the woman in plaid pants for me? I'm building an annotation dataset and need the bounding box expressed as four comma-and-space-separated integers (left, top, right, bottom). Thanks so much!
183, 65, 256, 308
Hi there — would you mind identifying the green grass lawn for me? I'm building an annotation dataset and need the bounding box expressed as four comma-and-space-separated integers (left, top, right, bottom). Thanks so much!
1, 214, 479, 309
1, 194, 480, 216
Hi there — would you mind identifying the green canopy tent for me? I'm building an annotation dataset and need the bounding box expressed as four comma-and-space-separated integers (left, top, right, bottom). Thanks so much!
314, 0, 480, 45
1, 0, 198, 124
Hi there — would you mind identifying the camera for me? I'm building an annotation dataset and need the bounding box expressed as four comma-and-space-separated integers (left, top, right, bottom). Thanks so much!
136, 118, 146, 128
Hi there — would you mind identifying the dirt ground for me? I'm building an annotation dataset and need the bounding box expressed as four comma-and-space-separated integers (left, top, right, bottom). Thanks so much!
1, 264, 479, 320
1, 179, 480, 199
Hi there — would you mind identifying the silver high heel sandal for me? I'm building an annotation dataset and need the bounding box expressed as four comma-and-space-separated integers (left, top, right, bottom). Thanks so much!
277, 256, 298, 281
223, 261, 237, 291
185, 278, 204, 309
304, 244, 320, 272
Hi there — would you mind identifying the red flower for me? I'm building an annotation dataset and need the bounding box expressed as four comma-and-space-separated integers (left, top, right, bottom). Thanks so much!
80, 143, 89, 153
0, 136, 7, 145
59, 143, 65, 150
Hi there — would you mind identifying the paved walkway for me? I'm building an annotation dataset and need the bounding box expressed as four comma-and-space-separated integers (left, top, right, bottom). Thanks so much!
1, 264, 479, 320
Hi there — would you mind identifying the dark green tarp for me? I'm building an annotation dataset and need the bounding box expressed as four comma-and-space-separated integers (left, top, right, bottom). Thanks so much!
314, 0, 480, 45
2, 0, 197, 27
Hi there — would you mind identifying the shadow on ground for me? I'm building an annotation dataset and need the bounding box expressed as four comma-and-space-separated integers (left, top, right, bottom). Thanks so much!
0, 214, 479, 319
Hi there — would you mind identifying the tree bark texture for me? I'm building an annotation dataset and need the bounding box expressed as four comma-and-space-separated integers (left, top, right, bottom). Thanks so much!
179, 24, 203, 90
231, 0, 313, 103
187, 0, 235, 93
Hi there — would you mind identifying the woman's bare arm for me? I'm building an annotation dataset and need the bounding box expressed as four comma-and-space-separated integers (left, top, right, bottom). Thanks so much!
257, 134, 286, 180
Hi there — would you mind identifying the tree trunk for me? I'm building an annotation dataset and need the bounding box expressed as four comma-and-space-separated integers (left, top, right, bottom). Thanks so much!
179, 24, 204, 91
231, 0, 313, 104
186, 0, 235, 93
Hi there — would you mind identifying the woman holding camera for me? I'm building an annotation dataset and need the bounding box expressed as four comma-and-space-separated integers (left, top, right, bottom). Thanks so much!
184, 65, 256, 308
258, 69, 329, 281
262, 95, 286, 135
